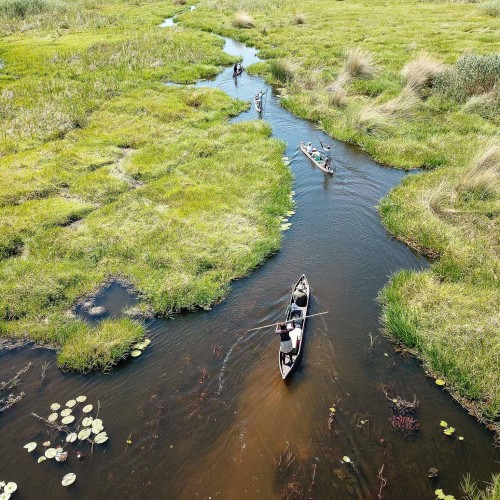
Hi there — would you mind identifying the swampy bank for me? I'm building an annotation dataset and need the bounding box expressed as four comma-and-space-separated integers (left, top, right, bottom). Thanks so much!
0, 0, 499, 498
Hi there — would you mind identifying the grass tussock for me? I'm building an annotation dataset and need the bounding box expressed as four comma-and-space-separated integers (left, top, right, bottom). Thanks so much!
401, 52, 445, 91
481, 0, 500, 16
173, 0, 187, 4
343, 47, 377, 79
293, 11, 305, 24
458, 141, 500, 200
233, 11, 254, 28
269, 58, 295, 83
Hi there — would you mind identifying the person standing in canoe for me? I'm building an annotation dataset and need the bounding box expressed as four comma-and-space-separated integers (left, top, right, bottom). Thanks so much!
256, 89, 268, 110
276, 322, 294, 364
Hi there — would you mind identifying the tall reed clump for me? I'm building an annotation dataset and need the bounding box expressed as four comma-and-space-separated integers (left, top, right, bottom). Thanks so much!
343, 47, 377, 79
269, 58, 295, 83
458, 141, 500, 200
435, 53, 500, 101
233, 11, 254, 28
461, 473, 500, 500
481, 0, 500, 16
0, 0, 64, 18
293, 11, 305, 24
401, 52, 444, 91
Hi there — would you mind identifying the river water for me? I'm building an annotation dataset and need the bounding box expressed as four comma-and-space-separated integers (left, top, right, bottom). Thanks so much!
0, 17, 498, 500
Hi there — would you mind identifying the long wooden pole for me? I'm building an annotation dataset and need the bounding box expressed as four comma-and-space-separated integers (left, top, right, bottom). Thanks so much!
246, 311, 329, 332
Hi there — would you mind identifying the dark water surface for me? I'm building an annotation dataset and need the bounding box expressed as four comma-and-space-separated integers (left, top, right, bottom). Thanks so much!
0, 19, 498, 500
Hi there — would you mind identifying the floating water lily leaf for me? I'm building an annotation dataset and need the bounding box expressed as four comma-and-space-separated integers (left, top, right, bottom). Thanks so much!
92, 424, 104, 434
329, 407, 336, 413
24, 442, 37, 452
62, 473, 76, 487
143, 339, 151, 346
76, 396, 87, 403
66, 433, 77, 443
448, 427, 455, 433
458, 436, 464, 441
66, 399, 76, 408
392, 399, 398, 403
4, 483, 16, 494
50, 403, 60, 411
82, 417, 93, 427
38, 456, 47, 463
126, 439, 132, 445
93, 418, 103, 427
82, 404, 93, 413
94, 432, 108, 444
60, 408, 72, 417
130, 350, 142, 357
440, 420, 448, 427
48, 413, 58, 422
62, 415, 75, 425
132, 342, 147, 350
435, 490, 445, 499
342, 456, 351, 463
435, 379, 445, 386
43, 441, 51, 447
444, 496, 455, 500
45, 448, 57, 459
0, 493, 10, 500
78, 428, 91, 440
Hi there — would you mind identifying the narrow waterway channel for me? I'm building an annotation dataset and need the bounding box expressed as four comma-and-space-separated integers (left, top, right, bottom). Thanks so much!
0, 14, 498, 500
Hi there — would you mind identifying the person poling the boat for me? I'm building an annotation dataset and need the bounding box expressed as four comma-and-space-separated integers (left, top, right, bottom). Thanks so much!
233, 63, 243, 76
305, 142, 312, 154
255, 89, 268, 111
276, 322, 294, 364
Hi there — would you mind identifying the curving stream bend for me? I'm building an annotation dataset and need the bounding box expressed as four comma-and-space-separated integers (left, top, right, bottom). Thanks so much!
0, 14, 498, 500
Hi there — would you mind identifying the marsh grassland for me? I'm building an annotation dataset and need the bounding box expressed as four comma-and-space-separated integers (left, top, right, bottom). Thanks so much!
181, 0, 500, 431
0, 0, 292, 371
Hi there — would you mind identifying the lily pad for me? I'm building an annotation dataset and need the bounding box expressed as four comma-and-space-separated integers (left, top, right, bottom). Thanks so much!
92, 423, 104, 434
130, 350, 142, 357
458, 436, 464, 441
38, 456, 47, 463
82, 404, 93, 413
43, 441, 51, 447
440, 420, 448, 427
48, 413, 58, 422
62, 415, 75, 425
342, 456, 351, 463
66, 399, 76, 408
76, 395, 87, 403
78, 428, 91, 440
392, 399, 398, 403
435, 379, 445, 386
24, 442, 37, 452
45, 448, 57, 459
82, 416, 93, 427
329, 407, 336, 413
66, 433, 77, 443
94, 432, 108, 444
93, 418, 103, 427
143, 339, 151, 346
50, 403, 61, 411
60, 408, 72, 417
132, 342, 147, 350
4, 483, 16, 494
435, 490, 445, 500
0, 493, 10, 500
62, 473, 76, 487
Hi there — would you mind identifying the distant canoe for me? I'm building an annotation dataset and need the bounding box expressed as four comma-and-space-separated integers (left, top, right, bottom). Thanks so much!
279, 274, 310, 380
300, 143, 334, 174
233, 67, 244, 77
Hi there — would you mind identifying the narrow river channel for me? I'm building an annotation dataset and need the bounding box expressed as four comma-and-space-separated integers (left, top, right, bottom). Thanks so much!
0, 14, 498, 500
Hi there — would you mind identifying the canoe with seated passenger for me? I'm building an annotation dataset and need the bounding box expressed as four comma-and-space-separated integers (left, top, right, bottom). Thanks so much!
278, 274, 310, 380
300, 142, 334, 174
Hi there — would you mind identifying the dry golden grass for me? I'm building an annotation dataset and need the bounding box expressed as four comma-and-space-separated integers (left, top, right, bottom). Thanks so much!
343, 47, 377, 79
401, 52, 445, 90
233, 11, 254, 28
459, 141, 500, 199
377, 87, 420, 119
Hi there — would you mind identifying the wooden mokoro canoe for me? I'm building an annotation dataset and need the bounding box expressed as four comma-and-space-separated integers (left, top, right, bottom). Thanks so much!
300, 143, 334, 174
254, 96, 262, 113
278, 274, 310, 380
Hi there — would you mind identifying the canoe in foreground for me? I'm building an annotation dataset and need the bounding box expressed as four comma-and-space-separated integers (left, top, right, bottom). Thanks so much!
279, 275, 310, 380
254, 96, 262, 113
300, 143, 334, 174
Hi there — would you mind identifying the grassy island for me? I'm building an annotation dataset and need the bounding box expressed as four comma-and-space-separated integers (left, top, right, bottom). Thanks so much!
0, 0, 292, 372
180, 0, 500, 431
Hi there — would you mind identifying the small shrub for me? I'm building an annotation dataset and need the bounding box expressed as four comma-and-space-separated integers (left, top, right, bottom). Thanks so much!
233, 11, 254, 28
435, 53, 500, 101
173, 0, 187, 4
343, 47, 377, 79
293, 11, 305, 24
269, 58, 295, 83
458, 142, 500, 200
481, 0, 500, 16
401, 53, 445, 91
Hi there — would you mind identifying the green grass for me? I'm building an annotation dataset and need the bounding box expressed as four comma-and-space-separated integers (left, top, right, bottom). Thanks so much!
180, 0, 500, 429
461, 473, 500, 500
0, 0, 292, 372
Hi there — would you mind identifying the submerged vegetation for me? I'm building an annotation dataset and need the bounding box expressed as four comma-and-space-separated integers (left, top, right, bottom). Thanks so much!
179, 0, 500, 430
0, 0, 292, 371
